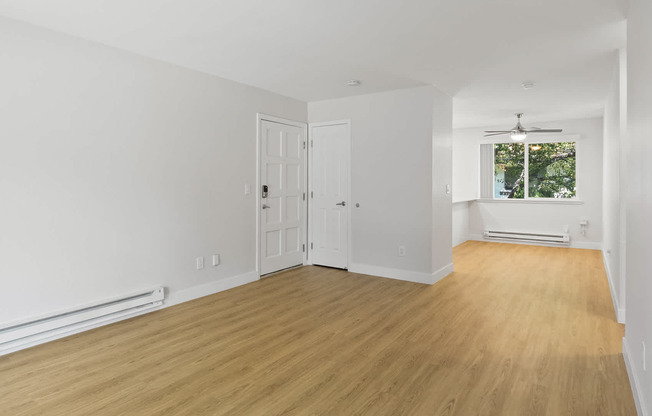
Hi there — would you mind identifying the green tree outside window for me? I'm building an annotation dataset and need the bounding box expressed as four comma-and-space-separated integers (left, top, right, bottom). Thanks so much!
494, 142, 576, 199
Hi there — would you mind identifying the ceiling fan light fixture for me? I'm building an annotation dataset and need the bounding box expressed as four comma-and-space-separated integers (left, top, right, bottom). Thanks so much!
484, 113, 562, 138
510, 131, 527, 141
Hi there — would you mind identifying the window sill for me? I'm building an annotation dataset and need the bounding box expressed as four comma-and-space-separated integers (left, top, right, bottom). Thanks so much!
476, 198, 584, 205
452, 198, 477, 204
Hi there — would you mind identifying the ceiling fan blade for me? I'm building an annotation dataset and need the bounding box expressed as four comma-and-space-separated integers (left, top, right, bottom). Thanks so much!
525, 129, 562, 133
484, 130, 511, 133
484, 131, 510, 137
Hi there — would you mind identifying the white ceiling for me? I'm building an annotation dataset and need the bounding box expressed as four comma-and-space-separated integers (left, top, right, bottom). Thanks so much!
0, 0, 627, 128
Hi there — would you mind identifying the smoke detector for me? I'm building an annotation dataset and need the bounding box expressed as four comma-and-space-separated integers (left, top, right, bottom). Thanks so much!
522, 81, 536, 90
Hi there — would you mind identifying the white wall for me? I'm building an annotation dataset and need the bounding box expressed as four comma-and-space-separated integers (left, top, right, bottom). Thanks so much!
450, 125, 481, 247
452, 128, 480, 202
452, 201, 470, 247
431, 89, 454, 276
602, 53, 626, 323
452, 117, 604, 249
624, 1, 652, 413
618, 49, 628, 317
0, 17, 307, 324
308, 86, 453, 283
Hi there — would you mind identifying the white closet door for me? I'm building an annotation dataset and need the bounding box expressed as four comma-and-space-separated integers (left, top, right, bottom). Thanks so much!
310, 122, 350, 269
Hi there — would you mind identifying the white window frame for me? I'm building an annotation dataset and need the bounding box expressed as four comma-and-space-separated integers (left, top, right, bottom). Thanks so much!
480, 134, 581, 203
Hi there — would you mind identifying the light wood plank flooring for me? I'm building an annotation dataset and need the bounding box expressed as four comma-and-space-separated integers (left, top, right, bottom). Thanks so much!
0, 241, 636, 415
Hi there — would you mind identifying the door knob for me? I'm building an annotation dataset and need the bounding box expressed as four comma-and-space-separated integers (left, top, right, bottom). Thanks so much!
335, 201, 346, 206
262, 204, 271, 209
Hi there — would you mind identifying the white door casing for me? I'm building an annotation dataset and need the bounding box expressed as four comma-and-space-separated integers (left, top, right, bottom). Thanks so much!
309, 121, 350, 269
259, 117, 307, 275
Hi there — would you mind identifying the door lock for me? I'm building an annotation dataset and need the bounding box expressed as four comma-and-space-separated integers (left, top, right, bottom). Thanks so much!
262, 185, 269, 198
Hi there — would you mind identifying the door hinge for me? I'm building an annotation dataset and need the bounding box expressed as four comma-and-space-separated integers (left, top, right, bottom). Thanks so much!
311, 242, 313, 250
303, 192, 306, 201
311, 191, 314, 199
303, 141, 306, 150
311, 140, 313, 147
303, 244, 305, 252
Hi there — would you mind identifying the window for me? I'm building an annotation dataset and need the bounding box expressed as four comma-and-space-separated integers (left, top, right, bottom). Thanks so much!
490, 141, 576, 199
494, 143, 525, 198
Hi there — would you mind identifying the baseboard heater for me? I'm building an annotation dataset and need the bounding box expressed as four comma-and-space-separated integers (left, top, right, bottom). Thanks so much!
483, 230, 570, 246
0, 287, 165, 356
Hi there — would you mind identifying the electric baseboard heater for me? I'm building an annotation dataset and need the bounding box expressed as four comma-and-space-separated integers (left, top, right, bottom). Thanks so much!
0, 287, 165, 355
483, 230, 570, 246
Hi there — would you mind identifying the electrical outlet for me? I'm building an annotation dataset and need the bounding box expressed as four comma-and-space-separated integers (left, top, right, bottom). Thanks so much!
563, 225, 570, 233
212, 254, 220, 266
196, 256, 204, 270
398, 245, 406, 257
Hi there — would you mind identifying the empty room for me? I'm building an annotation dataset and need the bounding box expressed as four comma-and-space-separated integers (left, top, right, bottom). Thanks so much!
1, 0, 650, 415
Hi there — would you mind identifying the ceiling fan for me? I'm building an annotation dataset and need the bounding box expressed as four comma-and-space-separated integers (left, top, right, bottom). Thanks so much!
484, 113, 562, 141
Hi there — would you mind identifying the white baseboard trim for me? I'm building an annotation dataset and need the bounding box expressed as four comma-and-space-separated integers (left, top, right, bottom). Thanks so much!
166, 271, 259, 307
623, 337, 648, 416
570, 241, 603, 250
432, 263, 455, 285
602, 251, 625, 324
2, 270, 259, 357
349, 263, 433, 284
348, 263, 454, 285
453, 237, 469, 247
467, 234, 601, 250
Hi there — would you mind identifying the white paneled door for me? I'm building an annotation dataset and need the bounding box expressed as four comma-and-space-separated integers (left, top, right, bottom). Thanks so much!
260, 119, 306, 275
309, 121, 350, 269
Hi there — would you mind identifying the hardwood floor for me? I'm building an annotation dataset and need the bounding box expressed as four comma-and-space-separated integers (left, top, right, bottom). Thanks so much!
0, 241, 636, 415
